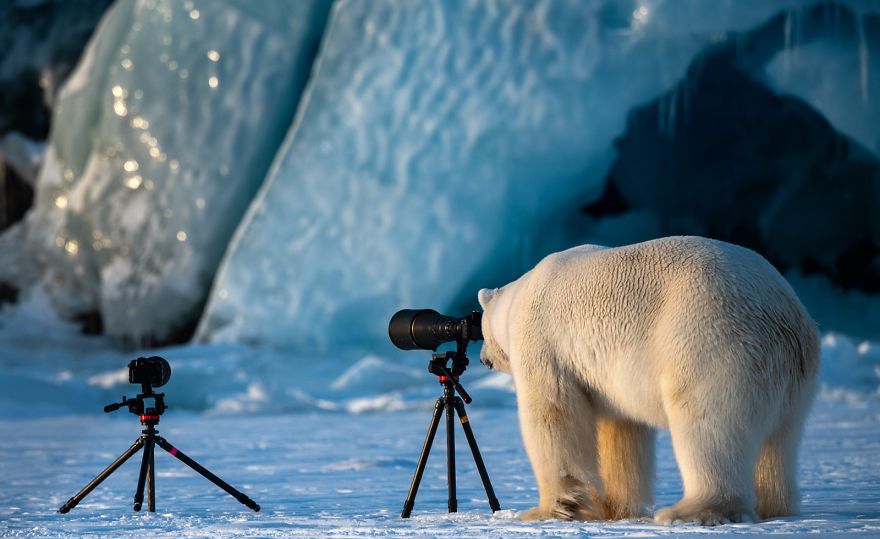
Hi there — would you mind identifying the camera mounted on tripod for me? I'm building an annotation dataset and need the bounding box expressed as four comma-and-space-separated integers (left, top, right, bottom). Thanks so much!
390, 309, 482, 404
59, 355, 260, 514
103, 356, 170, 423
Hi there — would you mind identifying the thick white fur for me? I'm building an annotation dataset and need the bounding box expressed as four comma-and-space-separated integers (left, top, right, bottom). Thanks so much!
478, 236, 819, 525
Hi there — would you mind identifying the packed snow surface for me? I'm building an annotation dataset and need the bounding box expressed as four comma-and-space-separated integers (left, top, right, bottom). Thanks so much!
0, 280, 878, 538
0, 401, 878, 538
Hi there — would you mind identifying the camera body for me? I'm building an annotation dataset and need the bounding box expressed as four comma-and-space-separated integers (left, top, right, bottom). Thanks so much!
388, 309, 483, 351
128, 356, 171, 388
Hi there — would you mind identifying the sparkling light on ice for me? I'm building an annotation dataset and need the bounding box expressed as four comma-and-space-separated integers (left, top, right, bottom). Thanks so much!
1, 0, 329, 344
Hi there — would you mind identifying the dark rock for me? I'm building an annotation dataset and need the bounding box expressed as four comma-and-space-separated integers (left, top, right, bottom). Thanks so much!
0, 0, 114, 138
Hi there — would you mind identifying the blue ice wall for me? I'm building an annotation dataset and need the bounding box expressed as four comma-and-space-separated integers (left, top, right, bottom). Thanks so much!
2, 0, 877, 349
197, 0, 870, 351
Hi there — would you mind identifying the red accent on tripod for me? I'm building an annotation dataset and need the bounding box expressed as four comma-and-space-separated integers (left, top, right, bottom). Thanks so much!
140, 415, 161, 423
438, 375, 459, 382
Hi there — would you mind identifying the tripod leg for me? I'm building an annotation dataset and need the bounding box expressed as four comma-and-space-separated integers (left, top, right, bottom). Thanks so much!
59, 437, 145, 513
133, 436, 152, 511
401, 398, 444, 518
453, 397, 501, 512
146, 437, 156, 512
446, 395, 457, 513
153, 436, 260, 512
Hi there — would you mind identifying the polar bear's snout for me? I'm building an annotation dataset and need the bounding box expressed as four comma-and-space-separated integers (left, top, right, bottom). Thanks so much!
477, 327, 511, 373
479, 353, 494, 371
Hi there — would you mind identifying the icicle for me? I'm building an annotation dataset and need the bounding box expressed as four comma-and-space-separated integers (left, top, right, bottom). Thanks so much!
0, 159, 6, 229
858, 12, 870, 106
681, 70, 692, 126
783, 8, 793, 79
667, 85, 678, 137
657, 88, 667, 138
792, 6, 803, 67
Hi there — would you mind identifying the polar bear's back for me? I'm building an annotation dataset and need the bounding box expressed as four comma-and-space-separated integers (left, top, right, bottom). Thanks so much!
533, 236, 796, 316
520, 236, 819, 425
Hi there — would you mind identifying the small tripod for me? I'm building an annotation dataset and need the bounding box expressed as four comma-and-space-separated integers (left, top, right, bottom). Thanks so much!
58, 382, 260, 513
401, 340, 501, 518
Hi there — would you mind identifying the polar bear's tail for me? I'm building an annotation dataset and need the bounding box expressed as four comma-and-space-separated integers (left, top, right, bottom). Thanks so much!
754, 309, 820, 519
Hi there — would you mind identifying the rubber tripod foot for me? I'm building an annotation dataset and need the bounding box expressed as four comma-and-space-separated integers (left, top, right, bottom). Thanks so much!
58, 499, 76, 514
402, 500, 415, 519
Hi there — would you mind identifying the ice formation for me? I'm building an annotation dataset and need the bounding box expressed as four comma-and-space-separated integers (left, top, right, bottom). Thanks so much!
763, 5, 880, 155
0, 0, 876, 350
3, 0, 330, 343
198, 0, 879, 350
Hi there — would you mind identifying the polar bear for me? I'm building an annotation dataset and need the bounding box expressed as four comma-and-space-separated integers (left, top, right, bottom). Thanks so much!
478, 236, 819, 525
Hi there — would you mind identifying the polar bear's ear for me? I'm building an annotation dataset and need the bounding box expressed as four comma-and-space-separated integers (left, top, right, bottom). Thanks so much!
478, 288, 498, 310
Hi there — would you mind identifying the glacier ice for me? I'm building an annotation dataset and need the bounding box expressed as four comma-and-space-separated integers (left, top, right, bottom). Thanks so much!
198, 0, 877, 351
0, 0, 110, 235
2, 0, 876, 351
3, 0, 330, 343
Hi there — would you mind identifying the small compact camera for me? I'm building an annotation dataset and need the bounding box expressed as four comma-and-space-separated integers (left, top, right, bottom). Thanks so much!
127, 356, 171, 388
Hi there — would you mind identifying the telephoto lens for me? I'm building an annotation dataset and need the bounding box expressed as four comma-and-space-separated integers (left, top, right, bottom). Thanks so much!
388, 309, 482, 350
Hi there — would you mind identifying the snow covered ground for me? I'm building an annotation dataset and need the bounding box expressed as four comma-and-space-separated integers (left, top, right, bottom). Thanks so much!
0, 398, 878, 538
0, 293, 878, 537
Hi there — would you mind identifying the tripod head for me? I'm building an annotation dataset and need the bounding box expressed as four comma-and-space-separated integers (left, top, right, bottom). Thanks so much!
104, 387, 166, 425
428, 338, 473, 404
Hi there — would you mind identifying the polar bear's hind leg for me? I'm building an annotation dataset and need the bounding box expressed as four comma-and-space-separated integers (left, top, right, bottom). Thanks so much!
655, 381, 764, 525
597, 417, 655, 519
755, 386, 813, 518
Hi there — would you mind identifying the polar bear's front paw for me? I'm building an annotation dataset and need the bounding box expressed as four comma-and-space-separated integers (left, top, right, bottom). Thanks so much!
518, 492, 604, 521
655, 501, 756, 526
518, 506, 553, 521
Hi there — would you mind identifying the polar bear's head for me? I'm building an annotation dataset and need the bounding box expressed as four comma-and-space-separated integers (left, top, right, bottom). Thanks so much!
478, 287, 510, 373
